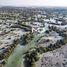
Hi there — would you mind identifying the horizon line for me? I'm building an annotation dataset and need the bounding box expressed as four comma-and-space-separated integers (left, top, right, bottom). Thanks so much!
1, 5, 67, 8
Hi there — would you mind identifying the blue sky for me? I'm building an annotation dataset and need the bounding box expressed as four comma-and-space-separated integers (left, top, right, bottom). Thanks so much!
0, 0, 67, 7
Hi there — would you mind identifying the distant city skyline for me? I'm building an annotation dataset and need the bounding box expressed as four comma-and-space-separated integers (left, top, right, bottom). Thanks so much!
0, 0, 67, 7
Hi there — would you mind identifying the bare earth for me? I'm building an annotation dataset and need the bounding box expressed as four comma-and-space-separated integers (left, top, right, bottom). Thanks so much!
36, 44, 67, 67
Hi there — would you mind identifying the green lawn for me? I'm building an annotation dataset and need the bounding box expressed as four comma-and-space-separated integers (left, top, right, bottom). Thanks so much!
4, 33, 45, 67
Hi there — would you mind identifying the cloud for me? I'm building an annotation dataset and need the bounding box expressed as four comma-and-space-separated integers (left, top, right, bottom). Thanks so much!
0, 0, 67, 7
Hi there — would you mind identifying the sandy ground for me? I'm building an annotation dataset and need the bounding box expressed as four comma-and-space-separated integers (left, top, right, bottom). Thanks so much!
36, 44, 67, 67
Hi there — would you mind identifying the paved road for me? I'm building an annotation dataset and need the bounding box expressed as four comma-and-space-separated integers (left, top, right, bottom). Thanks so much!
4, 33, 45, 67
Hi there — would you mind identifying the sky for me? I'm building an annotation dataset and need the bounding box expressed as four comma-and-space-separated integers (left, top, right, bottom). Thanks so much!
0, 0, 67, 7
